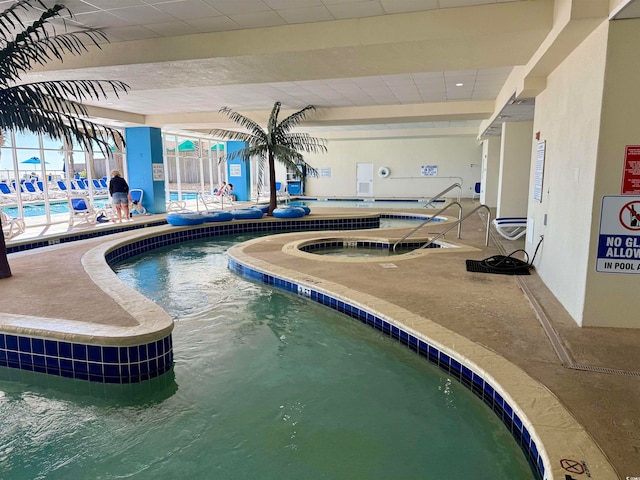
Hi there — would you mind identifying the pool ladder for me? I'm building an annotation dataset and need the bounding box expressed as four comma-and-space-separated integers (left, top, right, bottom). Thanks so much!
392, 203, 492, 252
423, 182, 462, 208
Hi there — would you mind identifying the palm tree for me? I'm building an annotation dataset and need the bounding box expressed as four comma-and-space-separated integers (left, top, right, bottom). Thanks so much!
209, 102, 327, 215
0, 0, 129, 279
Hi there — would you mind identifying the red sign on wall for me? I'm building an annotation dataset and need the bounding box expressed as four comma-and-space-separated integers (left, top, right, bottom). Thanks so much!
622, 145, 640, 194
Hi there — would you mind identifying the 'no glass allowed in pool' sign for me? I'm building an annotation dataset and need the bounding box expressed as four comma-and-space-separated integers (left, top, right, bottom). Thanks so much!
597, 195, 640, 273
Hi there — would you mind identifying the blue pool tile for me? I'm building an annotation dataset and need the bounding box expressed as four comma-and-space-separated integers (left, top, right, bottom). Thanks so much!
19, 337, 31, 352
6, 335, 17, 351
59, 342, 72, 359
7, 351, 19, 368
73, 360, 88, 374
139, 345, 148, 361
88, 345, 102, 363
73, 344, 87, 360
129, 346, 140, 362
148, 341, 157, 359
32, 338, 45, 355
0, 334, 4, 349
101, 346, 118, 363
44, 340, 58, 356
103, 364, 120, 378
46, 356, 59, 370
19, 352, 32, 366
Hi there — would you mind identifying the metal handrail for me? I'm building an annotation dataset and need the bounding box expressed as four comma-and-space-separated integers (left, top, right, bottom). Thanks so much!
392, 201, 463, 252
419, 204, 492, 249
423, 182, 462, 208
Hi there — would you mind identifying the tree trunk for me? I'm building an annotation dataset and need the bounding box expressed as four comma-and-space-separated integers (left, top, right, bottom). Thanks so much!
268, 150, 277, 215
0, 231, 12, 279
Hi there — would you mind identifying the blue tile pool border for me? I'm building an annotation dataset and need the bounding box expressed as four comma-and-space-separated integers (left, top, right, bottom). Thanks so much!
0, 334, 173, 384
0, 215, 382, 384
6, 219, 168, 254
227, 257, 546, 480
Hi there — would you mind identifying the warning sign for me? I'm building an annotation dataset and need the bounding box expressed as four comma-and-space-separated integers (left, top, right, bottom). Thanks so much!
597, 196, 640, 273
622, 145, 640, 194
560, 458, 584, 474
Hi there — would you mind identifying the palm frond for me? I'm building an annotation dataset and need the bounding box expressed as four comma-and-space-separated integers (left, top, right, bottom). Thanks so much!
277, 105, 316, 133
216, 107, 266, 140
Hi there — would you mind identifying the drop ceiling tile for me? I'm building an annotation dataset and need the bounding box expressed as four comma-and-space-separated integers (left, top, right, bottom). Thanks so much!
73, 11, 133, 29
263, 0, 325, 8
155, 1, 223, 20
228, 10, 287, 28
144, 20, 201, 36
105, 25, 161, 41
109, 6, 176, 24
86, 0, 146, 8
380, 0, 439, 14
277, 6, 334, 23
201, 0, 271, 15
326, 0, 385, 19
184, 15, 242, 32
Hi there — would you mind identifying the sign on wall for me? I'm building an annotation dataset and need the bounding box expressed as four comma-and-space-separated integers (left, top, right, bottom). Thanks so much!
533, 140, 546, 202
229, 164, 242, 177
152, 163, 164, 181
421, 165, 438, 176
621, 145, 640, 194
596, 195, 640, 273
320, 168, 331, 178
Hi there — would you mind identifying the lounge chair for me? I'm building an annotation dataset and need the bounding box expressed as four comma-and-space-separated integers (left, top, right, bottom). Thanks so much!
91, 179, 108, 195
492, 217, 527, 241
23, 181, 43, 199
67, 195, 101, 227
1, 210, 25, 239
197, 190, 234, 211
0, 183, 15, 203
129, 188, 146, 215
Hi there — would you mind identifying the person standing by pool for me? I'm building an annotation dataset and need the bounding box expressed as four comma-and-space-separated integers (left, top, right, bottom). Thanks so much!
108, 169, 130, 222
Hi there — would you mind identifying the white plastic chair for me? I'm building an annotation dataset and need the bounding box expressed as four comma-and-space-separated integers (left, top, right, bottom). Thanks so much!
492, 217, 527, 240
68, 195, 101, 227
1, 210, 25, 239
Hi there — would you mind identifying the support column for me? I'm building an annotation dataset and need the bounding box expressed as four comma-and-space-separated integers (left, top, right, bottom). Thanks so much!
481, 137, 501, 208
496, 121, 533, 218
226, 141, 250, 201
125, 127, 166, 214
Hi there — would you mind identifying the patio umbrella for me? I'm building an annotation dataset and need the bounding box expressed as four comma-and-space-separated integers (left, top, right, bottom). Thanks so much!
21, 157, 48, 165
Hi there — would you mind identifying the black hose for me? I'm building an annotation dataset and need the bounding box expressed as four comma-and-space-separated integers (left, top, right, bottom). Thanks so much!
466, 236, 544, 275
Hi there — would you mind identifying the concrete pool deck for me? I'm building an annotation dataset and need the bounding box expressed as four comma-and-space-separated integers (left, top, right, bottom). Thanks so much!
1, 199, 639, 478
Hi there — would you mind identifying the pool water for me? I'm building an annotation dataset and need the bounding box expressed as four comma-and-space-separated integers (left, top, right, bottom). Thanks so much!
1, 198, 110, 217
290, 199, 431, 209
0, 235, 535, 479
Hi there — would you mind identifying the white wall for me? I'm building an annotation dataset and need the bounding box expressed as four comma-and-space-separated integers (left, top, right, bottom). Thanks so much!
527, 22, 607, 325
581, 18, 640, 328
496, 121, 533, 218
304, 136, 482, 199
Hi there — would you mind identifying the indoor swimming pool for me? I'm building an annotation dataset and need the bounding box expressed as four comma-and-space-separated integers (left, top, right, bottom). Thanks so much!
0, 234, 535, 479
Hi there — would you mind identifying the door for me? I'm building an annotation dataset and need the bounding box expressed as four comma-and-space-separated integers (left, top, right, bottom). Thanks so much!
356, 162, 373, 197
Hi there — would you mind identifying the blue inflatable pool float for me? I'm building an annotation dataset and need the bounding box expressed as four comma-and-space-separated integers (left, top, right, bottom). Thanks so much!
167, 212, 205, 226
272, 206, 306, 218
231, 208, 264, 220
202, 211, 234, 223
254, 205, 270, 213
